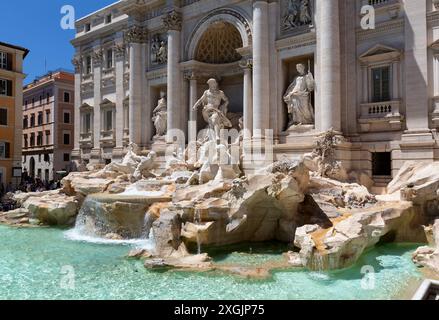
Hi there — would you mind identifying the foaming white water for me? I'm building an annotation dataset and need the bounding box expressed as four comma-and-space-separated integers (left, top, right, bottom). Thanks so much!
120, 185, 165, 197
64, 228, 155, 250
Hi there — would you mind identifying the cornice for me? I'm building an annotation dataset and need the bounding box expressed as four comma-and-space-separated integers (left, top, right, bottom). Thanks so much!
356, 18, 404, 42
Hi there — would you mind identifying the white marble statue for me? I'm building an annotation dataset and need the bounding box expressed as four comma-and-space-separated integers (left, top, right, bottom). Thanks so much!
152, 91, 167, 137
283, 63, 315, 128
193, 78, 232, 143
156, 41, 167, 64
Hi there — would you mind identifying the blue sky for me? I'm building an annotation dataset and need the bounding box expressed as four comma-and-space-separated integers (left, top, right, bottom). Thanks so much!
1, 0, 116, 84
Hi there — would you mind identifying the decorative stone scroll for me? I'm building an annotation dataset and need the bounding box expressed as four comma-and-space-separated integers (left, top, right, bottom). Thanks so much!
125, 25, 148, 43
163, 11, 182, 31
281, 0, 313, 33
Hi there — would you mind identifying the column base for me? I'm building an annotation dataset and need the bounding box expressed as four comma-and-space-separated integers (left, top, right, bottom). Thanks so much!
112, 146, 126, 161
90, 148, 103, 164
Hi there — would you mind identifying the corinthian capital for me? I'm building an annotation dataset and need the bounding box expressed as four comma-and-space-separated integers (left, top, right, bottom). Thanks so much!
72, 56, 82, 73
163, 11, 182, 31
125, 25, 148, 43
92, 49, 103, 65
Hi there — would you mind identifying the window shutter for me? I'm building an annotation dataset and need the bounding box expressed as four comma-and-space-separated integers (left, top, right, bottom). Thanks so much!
6, 80, 12, 96
5, 142, 10, 158
6, 53, 12, 71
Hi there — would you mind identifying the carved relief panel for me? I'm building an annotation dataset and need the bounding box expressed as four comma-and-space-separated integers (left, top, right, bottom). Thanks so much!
280, 0, 313, 35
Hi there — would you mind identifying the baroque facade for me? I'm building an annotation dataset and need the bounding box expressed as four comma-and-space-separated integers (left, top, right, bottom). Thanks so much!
22, 70, 75, 182
72, 0, 439, 188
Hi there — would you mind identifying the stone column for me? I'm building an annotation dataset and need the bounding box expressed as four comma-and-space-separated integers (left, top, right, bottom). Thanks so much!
187, 72, 198, 143
240, 59, 253, 140
126, 25, 147, 146
252, 0, 270, 140
71, 56, 82, 161
91, 47, 103, 163
163, 11, 182, 143
113, 41, 126, 159
404, 0, 429, 131
317, 0, 341, 132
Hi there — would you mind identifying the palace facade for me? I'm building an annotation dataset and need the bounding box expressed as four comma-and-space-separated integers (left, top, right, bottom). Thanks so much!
0, 41, 28, 187
71, 0, 439, 188
22, 70, 75, 182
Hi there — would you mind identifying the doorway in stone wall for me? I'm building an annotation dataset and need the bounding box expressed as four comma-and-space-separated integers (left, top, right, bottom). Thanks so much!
372, 152, 392, 177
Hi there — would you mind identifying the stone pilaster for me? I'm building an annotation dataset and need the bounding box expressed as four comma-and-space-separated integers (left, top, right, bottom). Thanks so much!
126, 25, 147, 146
72, 55, 82, 161
316, 0, 341, 132
185, 72, 198, 143
91, 46, 103, 163
239, 58, 253, 141
113, 40, 126, 159
404, 0, 429, 132
252, 0, 270, 140
163, 10, 182, 143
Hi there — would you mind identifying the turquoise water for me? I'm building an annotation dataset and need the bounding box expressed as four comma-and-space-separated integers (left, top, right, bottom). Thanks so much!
0, 225, 423, 300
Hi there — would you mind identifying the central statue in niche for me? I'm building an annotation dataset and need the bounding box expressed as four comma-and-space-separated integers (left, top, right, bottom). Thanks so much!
193, 78, 232, 142
283, 63, 315, 128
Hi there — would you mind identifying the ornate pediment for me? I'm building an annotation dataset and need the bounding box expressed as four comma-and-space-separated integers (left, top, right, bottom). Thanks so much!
80, 102, 93, 110
100, 98, 115, 107
431, 39, 439, 51
359, 44, 402, 64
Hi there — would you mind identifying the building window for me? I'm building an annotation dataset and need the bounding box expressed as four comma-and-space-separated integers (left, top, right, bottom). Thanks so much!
44, 169, 49, 182
63, 153, 70, 162
0, 141, 10, 159
32, 98, 35, 106
0, 79, 12, 96
30, 133, 35, 147
63, 133, 70, 145
372, 152, 392, 177
372, 66, 390, 103
30, 114, 35, 127
46, 110, 50, 123
64, 92, 70, 103
45, 131, 50, 145
84, 113, 92, 133
37, 169, 42, 178
85, 23, 91, 32
106, 49, 113, 69
105, 109, 113, 131
85, 56, 92, 74
105, 14, 112, 24
63, 111, 71, 124
24, 135, 28, 148
0, 108, 7, 126
46, 92, 50, 103
37, 132, 43, 146
39, 95, 43, 105
0, 52, 7, 69
37, 112, 43, 126
23, 116, 28, 128
44, 154, 50, 162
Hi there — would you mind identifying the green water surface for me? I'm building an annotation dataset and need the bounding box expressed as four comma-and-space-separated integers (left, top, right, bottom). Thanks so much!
0, 225, 423, 300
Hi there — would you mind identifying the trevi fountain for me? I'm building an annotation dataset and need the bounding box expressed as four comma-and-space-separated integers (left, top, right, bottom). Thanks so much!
1, 79, 439, 300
